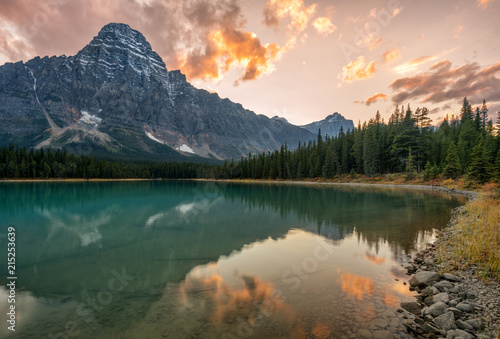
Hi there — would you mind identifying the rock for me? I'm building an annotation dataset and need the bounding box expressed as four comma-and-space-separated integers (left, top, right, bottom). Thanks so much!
421, 322, 441, 334
372, 330, 393, 339
409, 271, 441, 287
357, 328, 372, 338
449, 299, 459, 308
455, 319, 474, 331
433, 292, 450, 304
455, 302, 473, 313
434, 280, 454, 291
414, 317, 425, 325
424, 302, 448, 317
423, 296, 435, 306
464, 319, 482, 330
420, 287, 435, 298
433, 311, 457, 331
446, 329, 475, 339
442, 273, 460, 282
465, 292, 476, 300
401, 302, 422, 315
447, 307, 462, 317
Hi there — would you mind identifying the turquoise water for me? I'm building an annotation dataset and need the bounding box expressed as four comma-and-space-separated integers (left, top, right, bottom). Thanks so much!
0, 181, 464, 338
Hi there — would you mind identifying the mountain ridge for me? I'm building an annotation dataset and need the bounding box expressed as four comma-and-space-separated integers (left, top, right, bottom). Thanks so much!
0, 23, 351, 160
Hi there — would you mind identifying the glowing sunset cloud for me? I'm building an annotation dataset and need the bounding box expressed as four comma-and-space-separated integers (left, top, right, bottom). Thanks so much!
263, 0, 317, 34
342, 56, 376, 82
313, 17, 336, 36
383, 48, 400, 64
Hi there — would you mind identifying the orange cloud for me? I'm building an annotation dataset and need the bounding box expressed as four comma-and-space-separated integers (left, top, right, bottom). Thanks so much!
312, 17, 337, 36
383, 48, 400, 64
340, 273, 374, 300
477, 0, 492, 8
355, 93, 388, 106
181, 28, 284, 83
263, 0, 317, 35
342, 56, 376, 82
393, 55, 438, 74
390, 60, 500, 105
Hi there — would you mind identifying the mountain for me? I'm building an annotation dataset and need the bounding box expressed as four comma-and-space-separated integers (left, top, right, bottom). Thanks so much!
0, 23, 315, 161
301, 113, 355, 137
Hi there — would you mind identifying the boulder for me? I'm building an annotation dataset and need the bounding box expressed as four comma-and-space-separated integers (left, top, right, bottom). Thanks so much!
424, 301, 448, 317
434, 280, 454, 291
400, 302, 422, 315
409, 271, 440, 287
446, 329, 475, 339
442, 273, 460, 282
433, 311, 456, 331
455, 302, 473, 313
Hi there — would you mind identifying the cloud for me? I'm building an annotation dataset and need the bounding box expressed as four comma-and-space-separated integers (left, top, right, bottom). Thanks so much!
342, 56, 376, 82
383, 48, 400, 64
477, 0, 492, 8
366, 93, 388, 105
355, 93, 388, 106
393, 55, 438, 74
390, 60, 500, 105
0, 24, 36, 64
0, 0, 287, 84
262, 0, 317, 35
312, 17, 336, 36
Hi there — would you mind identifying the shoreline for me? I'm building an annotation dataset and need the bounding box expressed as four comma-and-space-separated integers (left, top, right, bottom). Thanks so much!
401, 200, 500, 338
195, 178, 478, 200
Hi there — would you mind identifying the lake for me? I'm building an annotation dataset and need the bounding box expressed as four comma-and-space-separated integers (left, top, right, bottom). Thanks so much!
0, 181, 464, 338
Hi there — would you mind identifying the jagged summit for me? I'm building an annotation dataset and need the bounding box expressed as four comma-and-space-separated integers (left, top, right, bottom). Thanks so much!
75, 22, 166, 74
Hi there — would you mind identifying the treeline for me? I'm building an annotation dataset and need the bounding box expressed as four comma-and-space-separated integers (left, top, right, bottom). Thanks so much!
222, 98, 500, 184
0, 146, 216, 179
2, 97, 499, 183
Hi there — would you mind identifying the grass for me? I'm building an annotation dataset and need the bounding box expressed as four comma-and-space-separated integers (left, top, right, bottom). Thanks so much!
437, 183, 500, 281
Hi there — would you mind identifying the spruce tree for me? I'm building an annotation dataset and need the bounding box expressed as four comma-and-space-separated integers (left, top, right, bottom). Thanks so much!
442, 144, 460, 179
467, 139, 492, 184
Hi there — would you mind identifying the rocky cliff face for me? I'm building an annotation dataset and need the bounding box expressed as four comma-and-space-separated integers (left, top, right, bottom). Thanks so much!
301, 112, 355, 137
0, 23, 315, 160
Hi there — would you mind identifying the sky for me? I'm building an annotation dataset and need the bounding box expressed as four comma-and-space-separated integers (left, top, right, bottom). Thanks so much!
0, 0, 499, 126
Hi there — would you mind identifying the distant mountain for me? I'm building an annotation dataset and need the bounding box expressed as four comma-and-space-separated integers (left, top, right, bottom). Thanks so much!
301, 113, 355, 137
0, 23, 314, 160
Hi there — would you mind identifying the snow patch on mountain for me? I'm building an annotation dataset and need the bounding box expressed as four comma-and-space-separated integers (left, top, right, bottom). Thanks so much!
145, 132, 165, 144
79, 111, 102, 126
177, 144, 195, 154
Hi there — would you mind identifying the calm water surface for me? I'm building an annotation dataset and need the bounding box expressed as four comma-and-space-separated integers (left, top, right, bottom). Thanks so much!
0, 181, 464, 338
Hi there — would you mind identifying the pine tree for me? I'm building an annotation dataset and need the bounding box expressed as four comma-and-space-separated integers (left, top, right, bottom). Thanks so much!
480, 100, 488, 130
460, 97, 473, 123
467, 139, 492, 184
495, 149, 500, 180
442, 144, 460, 179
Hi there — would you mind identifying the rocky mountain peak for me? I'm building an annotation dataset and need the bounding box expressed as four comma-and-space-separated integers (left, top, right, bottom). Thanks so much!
75, 22, 166, 73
